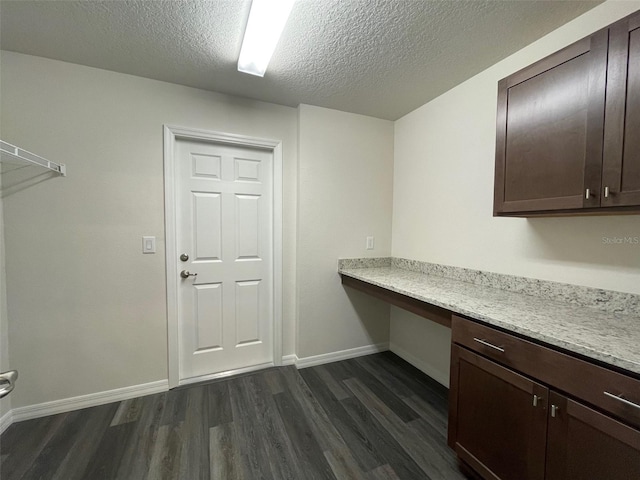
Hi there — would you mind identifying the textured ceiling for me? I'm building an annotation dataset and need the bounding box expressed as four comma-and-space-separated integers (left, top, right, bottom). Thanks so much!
0, 0, 603, 120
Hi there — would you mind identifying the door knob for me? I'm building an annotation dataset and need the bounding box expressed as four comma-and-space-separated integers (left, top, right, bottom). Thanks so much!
180, 270, 197, 279
180, 253, 189, 262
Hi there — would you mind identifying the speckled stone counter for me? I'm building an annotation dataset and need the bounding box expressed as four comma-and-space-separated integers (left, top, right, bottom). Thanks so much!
338, 259, 640, 376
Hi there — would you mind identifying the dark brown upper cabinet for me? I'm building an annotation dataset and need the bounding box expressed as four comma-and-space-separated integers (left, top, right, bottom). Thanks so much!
494, 11, 640, 216
603, 13, 640, 207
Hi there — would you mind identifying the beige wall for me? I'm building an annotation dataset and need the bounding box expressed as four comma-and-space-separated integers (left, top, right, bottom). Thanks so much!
297, 105, 393, 359
391, 1, 640, 385
3, 0, 638, 412
0, 51, 298, 408
0, 185, 10, 420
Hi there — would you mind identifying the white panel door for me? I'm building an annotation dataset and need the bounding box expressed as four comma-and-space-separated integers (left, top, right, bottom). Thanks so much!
176, 139, 273, 381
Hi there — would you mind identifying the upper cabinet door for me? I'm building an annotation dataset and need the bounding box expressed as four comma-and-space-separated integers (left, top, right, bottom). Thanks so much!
603, 12, 640, 207
494, 30, 609, 215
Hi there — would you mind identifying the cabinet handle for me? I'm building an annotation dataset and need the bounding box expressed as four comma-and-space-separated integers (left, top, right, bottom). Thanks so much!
604, 186, 609, 198
585, 188, 596, 200
551, 404, 560, 418
604, 391, 640, 410
473, 338, 505, 353
533, 394, 543, 407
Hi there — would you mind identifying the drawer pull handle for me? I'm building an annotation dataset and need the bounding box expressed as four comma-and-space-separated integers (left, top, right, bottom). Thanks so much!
604, 391, 640, 410
473, 338, 505, 353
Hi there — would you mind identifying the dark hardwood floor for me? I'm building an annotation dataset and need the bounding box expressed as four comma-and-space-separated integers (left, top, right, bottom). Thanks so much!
0, 352, 469, 480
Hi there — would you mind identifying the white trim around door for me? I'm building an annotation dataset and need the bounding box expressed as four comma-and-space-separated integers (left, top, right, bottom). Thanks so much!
163, 125, 283, 389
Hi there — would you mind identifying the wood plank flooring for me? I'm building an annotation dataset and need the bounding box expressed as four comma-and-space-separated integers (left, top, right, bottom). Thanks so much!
0, 352, 470, 479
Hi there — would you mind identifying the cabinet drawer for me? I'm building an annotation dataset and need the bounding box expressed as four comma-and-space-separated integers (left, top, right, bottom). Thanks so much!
452, 315, 640, 429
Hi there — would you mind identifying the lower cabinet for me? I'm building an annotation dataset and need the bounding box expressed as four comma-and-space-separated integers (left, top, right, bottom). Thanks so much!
451, 345, 548, 480
449, 316, 640, 480
545, 391, 640, 480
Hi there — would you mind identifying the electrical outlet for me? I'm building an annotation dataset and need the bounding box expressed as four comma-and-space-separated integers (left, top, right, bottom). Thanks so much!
366, 236, 375, 250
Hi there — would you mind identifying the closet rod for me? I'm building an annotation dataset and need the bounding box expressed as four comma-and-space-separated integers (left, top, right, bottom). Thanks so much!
0, 140, 66, 176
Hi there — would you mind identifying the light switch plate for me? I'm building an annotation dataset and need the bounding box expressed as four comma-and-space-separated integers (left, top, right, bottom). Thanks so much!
142, 236, 156, 254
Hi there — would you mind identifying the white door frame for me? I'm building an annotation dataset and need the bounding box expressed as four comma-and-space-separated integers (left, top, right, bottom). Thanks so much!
163, 124, 283, 389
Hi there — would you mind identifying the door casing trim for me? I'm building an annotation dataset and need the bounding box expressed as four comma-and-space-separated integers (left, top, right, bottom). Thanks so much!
163, 124, 283, 389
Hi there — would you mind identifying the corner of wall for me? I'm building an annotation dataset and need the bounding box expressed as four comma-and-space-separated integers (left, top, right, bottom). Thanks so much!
294, 104, 304, 361
296, 104, 394, 359
0, 170, 12, 430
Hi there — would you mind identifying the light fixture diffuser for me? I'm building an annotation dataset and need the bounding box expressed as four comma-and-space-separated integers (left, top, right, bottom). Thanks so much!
238, 0, 295, 77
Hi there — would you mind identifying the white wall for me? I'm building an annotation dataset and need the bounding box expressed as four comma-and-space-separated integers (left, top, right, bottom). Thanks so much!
0, 181, 10, 421
0, 51, 298, 408
391, 1, 640, 386
297, 105, 393, 359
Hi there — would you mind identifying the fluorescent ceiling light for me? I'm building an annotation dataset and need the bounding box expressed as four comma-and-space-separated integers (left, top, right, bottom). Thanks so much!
238, 0, 295, 77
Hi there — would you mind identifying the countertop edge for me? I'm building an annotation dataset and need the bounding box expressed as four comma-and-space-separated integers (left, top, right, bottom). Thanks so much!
338, 267, 640, 377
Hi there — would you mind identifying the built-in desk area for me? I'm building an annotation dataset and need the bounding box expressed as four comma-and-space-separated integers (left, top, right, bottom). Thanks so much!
339, 258, 640, 479
338, 258, 640, 375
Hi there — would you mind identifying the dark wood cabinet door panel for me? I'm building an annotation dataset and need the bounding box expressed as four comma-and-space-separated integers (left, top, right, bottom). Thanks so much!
449, 345, 548, 480
451, 311, 640, 480
603, 12, 640, 207
505, 54, 588, 201
545, 391, 640, 480
494, 31, 608, 215
452, 315, 640, 430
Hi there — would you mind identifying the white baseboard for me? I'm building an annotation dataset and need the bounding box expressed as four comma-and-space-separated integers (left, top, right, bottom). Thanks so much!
295, 342, 389, 369
4, 345, 424, 427
390, 342, 450, 387
0, 409, 13, 435
11, 379, 169, 424
281, 354, 296, 366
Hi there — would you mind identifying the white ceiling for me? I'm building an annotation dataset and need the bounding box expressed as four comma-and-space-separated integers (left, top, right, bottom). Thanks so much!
0, 0, 603, 120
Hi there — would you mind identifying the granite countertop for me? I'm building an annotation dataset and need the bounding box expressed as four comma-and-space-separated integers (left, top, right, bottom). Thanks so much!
339, 264, 640, 376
